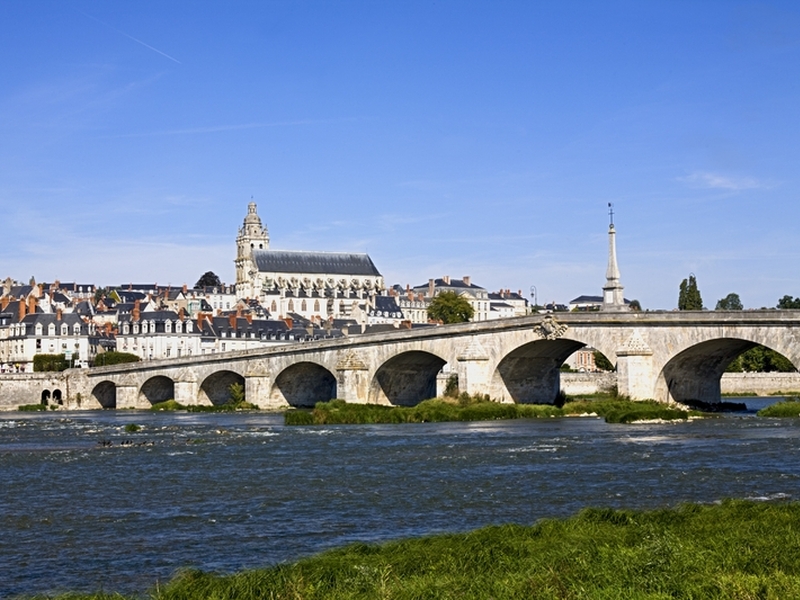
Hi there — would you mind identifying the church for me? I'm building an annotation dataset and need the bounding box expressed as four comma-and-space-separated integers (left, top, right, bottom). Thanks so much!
234, 202, 386, 321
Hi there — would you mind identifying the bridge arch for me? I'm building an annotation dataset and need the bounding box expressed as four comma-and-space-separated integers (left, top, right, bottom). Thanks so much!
198, 370, 246, 406
271, 362, 337, 408
91, 381, 117, 409
492, 338, 586, 404
139, 376, 175, 405
41, 390, 51, 405
656, 338, 797, 404
370, 350, 447, 406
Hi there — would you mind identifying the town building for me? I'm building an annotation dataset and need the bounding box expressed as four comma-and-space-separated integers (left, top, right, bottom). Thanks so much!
412, 276, 492, 322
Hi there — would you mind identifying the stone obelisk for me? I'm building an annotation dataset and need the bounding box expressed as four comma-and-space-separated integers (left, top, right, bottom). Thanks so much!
602, 204, 628, 312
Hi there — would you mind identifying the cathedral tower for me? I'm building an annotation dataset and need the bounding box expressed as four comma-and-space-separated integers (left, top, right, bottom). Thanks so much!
235, 202, 270, 296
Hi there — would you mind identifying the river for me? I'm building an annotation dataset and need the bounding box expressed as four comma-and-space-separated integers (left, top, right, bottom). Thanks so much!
1, 398, 798, 597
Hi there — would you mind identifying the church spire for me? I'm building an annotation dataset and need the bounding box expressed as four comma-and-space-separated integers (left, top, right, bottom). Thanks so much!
602, 203, 628, 312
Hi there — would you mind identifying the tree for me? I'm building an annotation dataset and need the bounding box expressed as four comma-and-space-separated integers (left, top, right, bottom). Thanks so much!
593, 351, 615, 371
427, 291, 474, 324
715, 293, 743, 311
629, 299, 641, 312
678, 275, 703, 310
93, 351, 141, 367
727, 345, 796, 373
777, 295, 800, 309
195, 271, 222, 289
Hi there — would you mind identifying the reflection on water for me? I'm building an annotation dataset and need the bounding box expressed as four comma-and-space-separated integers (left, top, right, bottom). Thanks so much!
1, 399, 799, 597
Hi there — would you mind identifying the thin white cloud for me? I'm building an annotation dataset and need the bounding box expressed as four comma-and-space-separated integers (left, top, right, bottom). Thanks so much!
77, 10, 181, 64
679, 171, 767, 191
106, 117, 361, 138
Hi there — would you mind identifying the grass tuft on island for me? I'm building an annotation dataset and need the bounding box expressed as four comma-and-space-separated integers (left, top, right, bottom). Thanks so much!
757, 396, 800, 417
284, 394, 702, 426
148, 399, 260, 412
31, 499, 800, 599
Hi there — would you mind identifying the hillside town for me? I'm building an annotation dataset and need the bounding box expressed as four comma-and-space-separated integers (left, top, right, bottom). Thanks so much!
0, 202, 613, 374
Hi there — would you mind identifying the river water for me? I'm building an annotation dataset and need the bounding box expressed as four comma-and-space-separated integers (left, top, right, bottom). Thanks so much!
1, 398, 799, 597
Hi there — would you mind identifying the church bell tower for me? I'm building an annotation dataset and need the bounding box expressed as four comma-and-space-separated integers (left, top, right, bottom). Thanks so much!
235, 201, 270, 296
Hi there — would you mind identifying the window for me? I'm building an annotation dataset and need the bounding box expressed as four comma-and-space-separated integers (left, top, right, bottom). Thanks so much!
314, 299, 320, 312
301, 300, 307, 312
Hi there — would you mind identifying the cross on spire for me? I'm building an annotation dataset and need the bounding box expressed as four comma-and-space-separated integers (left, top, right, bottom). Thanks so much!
608, 202, 614, 227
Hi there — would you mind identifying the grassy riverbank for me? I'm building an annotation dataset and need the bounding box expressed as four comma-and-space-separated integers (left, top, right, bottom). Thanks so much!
285, 394, 700, 425
757, 397, 800, 417
32, 500, 800, 599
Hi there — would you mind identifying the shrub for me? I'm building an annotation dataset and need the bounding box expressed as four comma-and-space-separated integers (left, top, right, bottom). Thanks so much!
124, 423, 141, 433
33, 354, 69, 372
18, 404, 47, 411
93, 351, 141, 367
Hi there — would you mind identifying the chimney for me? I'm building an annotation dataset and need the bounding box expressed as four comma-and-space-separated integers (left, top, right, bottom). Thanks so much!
18, 300, 26, 321
229, 313, 237, 329
0, 296, 8, 310
27, 295, 36, 315
246, 313, 252, 324
442, 275, 450, 285
463, 276, 470, 287
132, 299, 140, 322
196, 313, 205, 330
428, 279, 435, 297
306, 323, 314, 336
178, 307, 185, 321
56, 308, 62, 321
105, 322, 112, 334
283, 316, 293, 330
182, 284, 187, 294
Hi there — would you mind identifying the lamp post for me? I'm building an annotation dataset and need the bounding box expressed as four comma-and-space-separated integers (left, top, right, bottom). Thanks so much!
530, 285, 538, 314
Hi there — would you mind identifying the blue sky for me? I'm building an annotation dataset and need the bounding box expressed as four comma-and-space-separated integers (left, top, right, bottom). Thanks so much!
2, 1, 799, 309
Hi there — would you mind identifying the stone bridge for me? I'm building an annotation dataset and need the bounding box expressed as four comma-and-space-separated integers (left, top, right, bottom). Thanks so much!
4, 311, 800, 410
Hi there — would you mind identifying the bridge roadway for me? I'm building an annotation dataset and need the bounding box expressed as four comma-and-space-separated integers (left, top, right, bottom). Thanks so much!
8, 310, 800, 410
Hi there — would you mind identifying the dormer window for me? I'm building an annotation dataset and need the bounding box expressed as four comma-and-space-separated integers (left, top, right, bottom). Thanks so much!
133, 324, 139, 334
61, 324, 68, 336
48, 324, 56, 336
123, 324, 129, 335
164, 320, 172, 333
73, 324, 80, 335
35, 324, 43, 336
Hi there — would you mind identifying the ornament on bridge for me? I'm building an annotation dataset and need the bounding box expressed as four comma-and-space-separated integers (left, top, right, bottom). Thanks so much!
534, 315, 568, 340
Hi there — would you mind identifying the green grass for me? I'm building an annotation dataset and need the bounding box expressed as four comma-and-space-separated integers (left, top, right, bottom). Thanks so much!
758, 397, 800, 417
148, 400, 186, 411
17, 403, 48, 411
123, 423, 141, 433
284, 398, 562, 425
30, 500, 800, 599
285, 395, 699, 426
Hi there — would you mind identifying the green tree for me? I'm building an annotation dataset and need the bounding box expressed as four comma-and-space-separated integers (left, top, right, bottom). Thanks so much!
678, 275, 703, 310
727, 346, 796, 373
427, 291, 474, 324
629, 299, 641, 312
777, 295, 800, 309
195, 271, 222, 289
93, 351, 141, 367
715, 293, 743, 310
33, 354, 69, 372
593, 351, 615, 371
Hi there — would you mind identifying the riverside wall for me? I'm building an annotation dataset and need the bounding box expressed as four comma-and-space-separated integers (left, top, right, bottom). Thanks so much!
0, 373, 67, 410
720, 372, 800, 396
560, 372, 617, 395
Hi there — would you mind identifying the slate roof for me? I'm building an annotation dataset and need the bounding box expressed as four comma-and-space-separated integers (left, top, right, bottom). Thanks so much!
368, 295, 404, 319
253, 250, 382, 277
